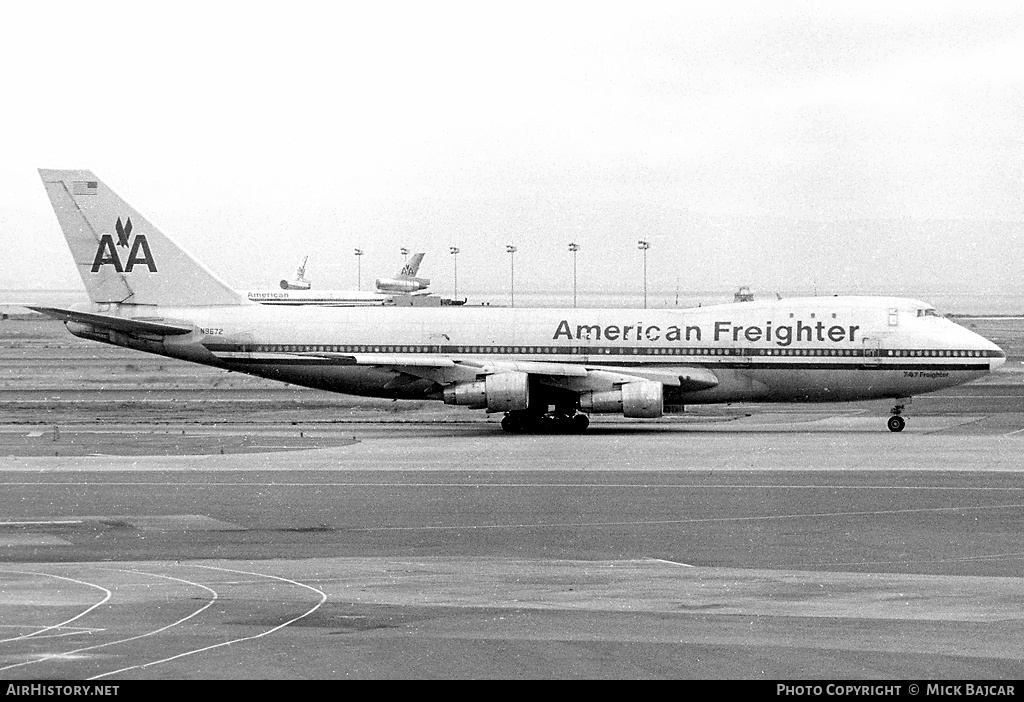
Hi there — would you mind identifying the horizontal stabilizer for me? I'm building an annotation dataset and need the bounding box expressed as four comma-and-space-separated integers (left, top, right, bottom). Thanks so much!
27, 306, 194, 336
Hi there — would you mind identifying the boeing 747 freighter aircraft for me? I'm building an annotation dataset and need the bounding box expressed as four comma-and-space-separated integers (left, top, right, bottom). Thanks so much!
31, 170, 1006, 433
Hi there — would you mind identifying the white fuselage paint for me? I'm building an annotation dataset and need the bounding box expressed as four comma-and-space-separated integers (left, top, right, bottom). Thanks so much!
72, 296, 1005, 407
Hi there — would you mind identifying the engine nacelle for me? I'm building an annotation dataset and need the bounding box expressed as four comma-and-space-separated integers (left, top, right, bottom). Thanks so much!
375, 277, 430, 293
580, 380, 664, 418
280, 278, 312, 290
442, 372, 530, 412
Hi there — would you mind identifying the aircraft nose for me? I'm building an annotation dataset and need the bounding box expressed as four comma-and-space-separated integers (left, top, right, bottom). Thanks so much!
990, 346, 1007, 371
955, 322, 1006, 372
971, 331, 1006, 371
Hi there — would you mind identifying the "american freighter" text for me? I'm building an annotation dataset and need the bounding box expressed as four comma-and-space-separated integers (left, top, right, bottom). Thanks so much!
552, 320, 861, 347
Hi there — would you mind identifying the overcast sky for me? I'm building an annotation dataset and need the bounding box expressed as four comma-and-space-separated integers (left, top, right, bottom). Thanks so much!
2, 1, 1023, 302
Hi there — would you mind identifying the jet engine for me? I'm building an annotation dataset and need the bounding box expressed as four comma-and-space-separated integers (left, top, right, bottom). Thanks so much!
579, 380, 664, 418
280, 256, 312, 289
375, 277, 430, 293
280, 278, 312, 290
443, 372, 530, 412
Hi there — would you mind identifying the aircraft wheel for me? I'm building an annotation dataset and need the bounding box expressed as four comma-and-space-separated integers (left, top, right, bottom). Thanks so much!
887, 415, 906, 433
572, 414, 590, 432
503, 411, 544, 433
538, 414, 561, 433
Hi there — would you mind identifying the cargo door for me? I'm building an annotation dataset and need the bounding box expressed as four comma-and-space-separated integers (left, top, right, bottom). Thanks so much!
861, 337, 881, 367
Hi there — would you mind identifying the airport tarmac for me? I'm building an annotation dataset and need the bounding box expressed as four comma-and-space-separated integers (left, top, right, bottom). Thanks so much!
0, 319, 1023, 679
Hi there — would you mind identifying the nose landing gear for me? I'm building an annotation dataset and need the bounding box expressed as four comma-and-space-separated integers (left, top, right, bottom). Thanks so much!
888, 403, 907, 432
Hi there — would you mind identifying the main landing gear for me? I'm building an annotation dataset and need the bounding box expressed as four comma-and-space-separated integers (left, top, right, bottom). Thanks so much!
501, 410, 590, 434
887, 403, 907, 432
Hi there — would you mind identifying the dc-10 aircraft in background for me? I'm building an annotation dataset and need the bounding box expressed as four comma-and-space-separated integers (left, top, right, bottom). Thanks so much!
31, 170, 1005, 433
245, 252, 433, 307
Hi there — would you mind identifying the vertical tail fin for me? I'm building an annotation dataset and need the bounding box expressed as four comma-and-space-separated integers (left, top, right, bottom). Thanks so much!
38, 170, 246, 307
399, 253, 425, 278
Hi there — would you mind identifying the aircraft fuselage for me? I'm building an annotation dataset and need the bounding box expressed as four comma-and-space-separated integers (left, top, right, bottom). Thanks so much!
67, 295, 1004, 409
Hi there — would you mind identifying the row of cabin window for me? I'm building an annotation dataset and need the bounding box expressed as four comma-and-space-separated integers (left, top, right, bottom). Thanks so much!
244, 345, 990, 358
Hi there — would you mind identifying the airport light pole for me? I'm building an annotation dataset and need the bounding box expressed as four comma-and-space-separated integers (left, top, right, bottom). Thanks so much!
354, 248, 363, 290
449, 246, 460, 301
568, 242, 579, 308
638, 240, 650, 309
506, 245, 517, 308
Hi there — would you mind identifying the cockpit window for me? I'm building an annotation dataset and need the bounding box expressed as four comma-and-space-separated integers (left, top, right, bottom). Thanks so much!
917, 308, 941, 318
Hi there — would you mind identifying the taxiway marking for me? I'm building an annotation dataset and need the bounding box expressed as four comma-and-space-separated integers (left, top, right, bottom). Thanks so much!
0, 481, 1022, 492
90, 564, 327, 679
346, 502, 1024, 532
647, 558, 696, 568
0, 571, 111, 645
1, 569, 218, 674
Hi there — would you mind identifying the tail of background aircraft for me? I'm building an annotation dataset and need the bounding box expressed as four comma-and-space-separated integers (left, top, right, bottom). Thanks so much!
280, 255, 312, 289
38, 169, 245, 307
374, 252, 430, 293
399, 253, 424, 278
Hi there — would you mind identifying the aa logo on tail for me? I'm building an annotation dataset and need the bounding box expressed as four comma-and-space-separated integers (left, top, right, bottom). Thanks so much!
91, 217, 158, 273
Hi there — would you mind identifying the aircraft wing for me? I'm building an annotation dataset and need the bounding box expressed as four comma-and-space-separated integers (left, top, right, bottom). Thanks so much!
293, 352, 590, 385
208, 347, 719, 392
26, 306, 194, 336
293, 352, 718, 391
